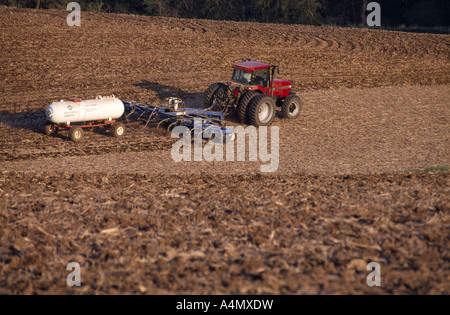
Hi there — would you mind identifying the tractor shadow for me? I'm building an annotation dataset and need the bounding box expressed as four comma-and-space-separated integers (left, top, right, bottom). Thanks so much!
0, 109, 70, 141
134, 81, 204, 109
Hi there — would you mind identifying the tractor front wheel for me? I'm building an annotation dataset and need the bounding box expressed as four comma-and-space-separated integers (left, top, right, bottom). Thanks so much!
281, 94, 302, 119
247, 95, 276, 127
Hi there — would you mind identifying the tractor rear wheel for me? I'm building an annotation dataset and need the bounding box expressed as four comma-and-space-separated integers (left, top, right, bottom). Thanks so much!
247, 95, 276, 127
69, 127, 83, 142
204, 82, 227, 110
237, 91, 259, 124
211, 85, 234, 114
281, 94, 302, 119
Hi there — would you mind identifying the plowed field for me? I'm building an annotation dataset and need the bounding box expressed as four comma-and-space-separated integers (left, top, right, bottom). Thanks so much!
0, 7, 449, 295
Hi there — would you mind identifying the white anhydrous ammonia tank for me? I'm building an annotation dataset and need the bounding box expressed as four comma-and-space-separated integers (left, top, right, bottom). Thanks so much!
46, 96, 124, 124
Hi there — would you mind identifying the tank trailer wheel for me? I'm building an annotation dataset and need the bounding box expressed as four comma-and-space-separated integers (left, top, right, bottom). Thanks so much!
69, 127, 84, 142
281, 95, 302, 119
44, 124, 54, 136
112, 123, 126, 138
247, 95, 276, 127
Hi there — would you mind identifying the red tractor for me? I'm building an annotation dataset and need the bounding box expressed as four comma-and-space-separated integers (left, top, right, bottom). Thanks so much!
204, 60, 302, 126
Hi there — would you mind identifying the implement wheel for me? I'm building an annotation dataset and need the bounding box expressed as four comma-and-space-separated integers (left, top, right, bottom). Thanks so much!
44, 124, 54, 136
112, 123, 125, 138
69, 127, 83, 142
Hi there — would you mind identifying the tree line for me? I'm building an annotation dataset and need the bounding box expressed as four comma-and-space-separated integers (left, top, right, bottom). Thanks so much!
1, 0, 449, 27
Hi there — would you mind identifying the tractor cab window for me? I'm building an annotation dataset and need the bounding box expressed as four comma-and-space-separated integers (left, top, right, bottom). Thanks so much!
251, 68, 270, 88
232, 69, 252, 85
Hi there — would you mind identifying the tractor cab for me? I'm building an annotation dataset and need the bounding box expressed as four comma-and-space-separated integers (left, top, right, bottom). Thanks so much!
231, 61, 270, 88
230, 61, 292, 99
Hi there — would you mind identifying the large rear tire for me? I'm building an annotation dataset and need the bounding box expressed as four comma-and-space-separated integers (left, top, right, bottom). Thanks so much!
237, 91, 259, 124
203, 82, 227, 110
247, 95, 276, 127
281, 94, 302, 119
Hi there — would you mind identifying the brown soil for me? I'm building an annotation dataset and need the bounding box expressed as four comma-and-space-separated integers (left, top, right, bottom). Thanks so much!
0, 172, 449, 295
0, 7, 449, 295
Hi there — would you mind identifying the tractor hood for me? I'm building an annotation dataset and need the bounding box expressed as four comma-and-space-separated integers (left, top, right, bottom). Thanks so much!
273, 79, 292, 89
